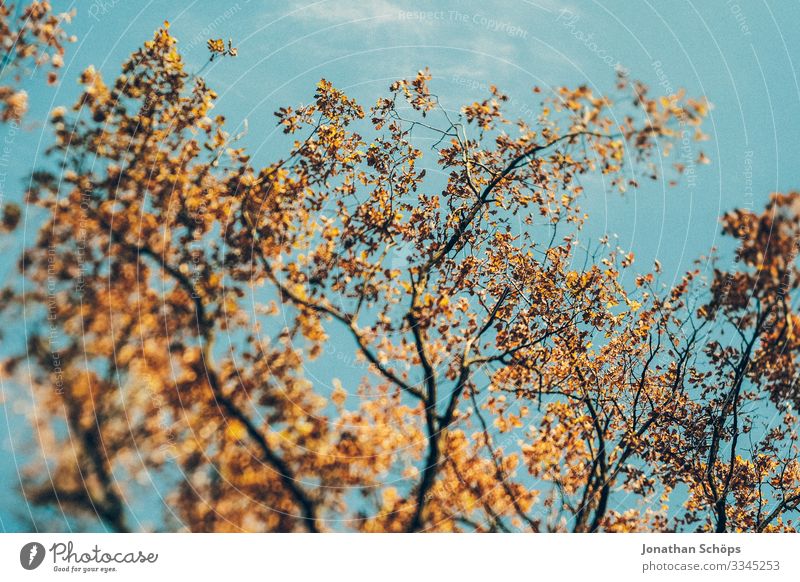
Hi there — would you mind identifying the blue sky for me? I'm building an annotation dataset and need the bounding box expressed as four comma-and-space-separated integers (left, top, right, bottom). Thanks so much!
7, 0, 796, 282
2, 0, 800, 531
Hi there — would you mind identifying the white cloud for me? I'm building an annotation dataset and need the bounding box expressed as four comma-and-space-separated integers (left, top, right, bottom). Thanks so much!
290, 0, 404, 24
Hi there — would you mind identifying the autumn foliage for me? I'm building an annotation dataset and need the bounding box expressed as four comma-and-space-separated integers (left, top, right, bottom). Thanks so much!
2, 19, 800, 532
0, 1, 73, 121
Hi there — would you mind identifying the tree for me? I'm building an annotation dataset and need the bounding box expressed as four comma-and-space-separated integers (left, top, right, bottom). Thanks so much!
2, 23, 798, 532
0, 1, 74, 121
659, 194, 800, 532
